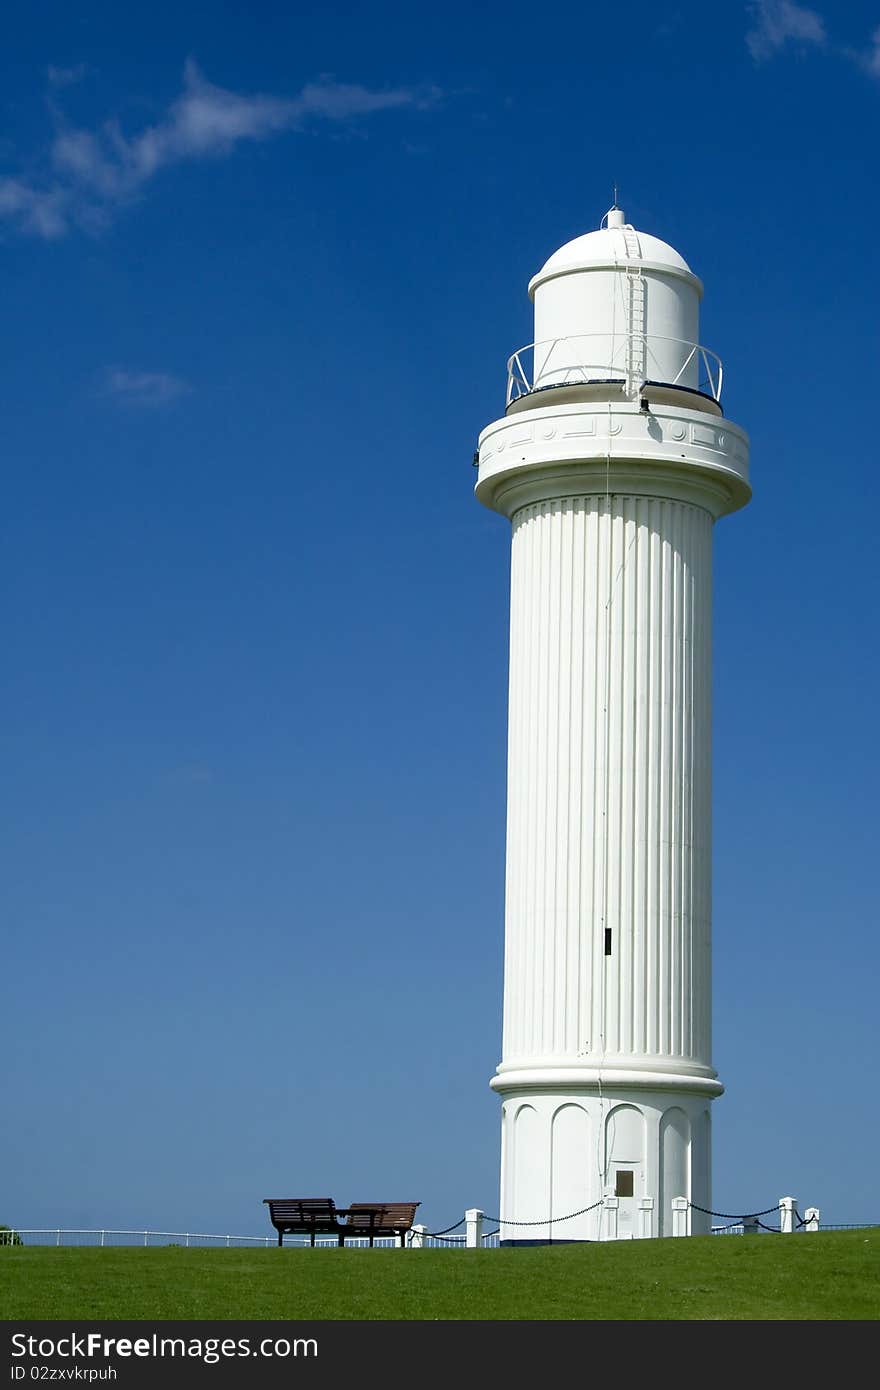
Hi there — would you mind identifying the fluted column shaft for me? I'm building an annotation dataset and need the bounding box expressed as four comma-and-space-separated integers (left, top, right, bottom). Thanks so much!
502, 494, 713, 1073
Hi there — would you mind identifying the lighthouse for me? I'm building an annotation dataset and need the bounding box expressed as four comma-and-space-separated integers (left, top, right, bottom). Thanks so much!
476, 207, 750, 1241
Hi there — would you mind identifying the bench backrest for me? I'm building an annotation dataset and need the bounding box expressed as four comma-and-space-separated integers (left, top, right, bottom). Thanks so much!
345, 1202, 421, 1232
263, 1198, 338, 1227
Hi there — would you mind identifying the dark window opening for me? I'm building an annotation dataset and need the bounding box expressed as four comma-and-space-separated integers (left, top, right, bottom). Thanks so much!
604, 928, 612, 956
615, 1171, 634, 1198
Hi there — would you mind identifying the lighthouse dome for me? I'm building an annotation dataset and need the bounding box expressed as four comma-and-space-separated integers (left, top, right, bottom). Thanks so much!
526, 206, 705, 399
529, 209, 700, 299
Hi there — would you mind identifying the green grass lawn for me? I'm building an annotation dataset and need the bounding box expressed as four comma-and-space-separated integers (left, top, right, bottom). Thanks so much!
1, 1230, 877, 1320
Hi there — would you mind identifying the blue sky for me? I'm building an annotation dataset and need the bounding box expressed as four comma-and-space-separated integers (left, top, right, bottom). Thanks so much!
3, 0, 878, 1239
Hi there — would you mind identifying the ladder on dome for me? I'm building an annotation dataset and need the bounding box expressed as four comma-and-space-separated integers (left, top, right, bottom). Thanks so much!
622, 225, 646, 398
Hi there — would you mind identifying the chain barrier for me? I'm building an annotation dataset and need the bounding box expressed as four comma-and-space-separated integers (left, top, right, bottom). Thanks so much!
420, 1218, 466, 1238
481, 1198, 605, 1227
424, 1197, 815, 1244
419, 1199, 604, 1242
687, 1201, 781, 1220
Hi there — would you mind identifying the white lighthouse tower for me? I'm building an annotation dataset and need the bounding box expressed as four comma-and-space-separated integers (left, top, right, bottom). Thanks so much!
476, 206, 750, 1241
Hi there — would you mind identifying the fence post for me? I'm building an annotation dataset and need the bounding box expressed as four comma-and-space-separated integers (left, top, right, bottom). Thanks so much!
465, 1209, 484, 1249
803, 1207, 820, 1232
743, 1216, 759, 1235
603, 1198, 619, 1241
408, 1224, 426, 1250
779, 1196, 796, 1234
637, 1198, 654, 1239
671, 1198, 689, 1237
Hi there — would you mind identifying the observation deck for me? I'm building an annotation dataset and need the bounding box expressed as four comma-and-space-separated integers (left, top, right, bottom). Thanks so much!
505, 331, 723, 415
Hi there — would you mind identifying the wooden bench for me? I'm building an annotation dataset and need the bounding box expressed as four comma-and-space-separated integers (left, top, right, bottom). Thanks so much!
263, 1198, 421, 1248
263, 1198, 345, 1247
341, 1202, 421, 1248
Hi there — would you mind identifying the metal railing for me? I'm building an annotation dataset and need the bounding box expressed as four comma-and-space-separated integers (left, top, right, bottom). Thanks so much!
506, 333, 723, 407
8, 1209, 860, 1249
0, 1229, 277, 1248
0, 1226, 499, 1251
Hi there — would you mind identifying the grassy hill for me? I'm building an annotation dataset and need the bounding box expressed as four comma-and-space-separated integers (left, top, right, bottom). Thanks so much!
1, 1229, 877, 1320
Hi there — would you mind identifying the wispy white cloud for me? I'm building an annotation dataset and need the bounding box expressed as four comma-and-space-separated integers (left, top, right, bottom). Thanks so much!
0, 177, 67, 238
47, 62, 88, 88
100, 368, 192, 407
746, 0, 827, 61
860, 24, 880, 77
745, 4, 880, 81
0, 61, 438, 239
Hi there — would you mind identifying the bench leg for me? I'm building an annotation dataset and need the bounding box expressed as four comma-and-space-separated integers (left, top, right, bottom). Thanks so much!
277, 1232, 283, 1248
338, 1232, 345, 1248
310, 1231, 316, 1248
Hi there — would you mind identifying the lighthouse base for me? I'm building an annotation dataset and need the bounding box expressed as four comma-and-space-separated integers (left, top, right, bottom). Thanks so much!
494, 1084, 716, 1242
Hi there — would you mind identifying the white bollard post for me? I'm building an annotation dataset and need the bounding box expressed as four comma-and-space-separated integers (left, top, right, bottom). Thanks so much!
637, 1198, 654, 1239
465, 1209, 484, 1249
408, 1224, 426, 1249
779, 1196, 796, 1234
804, 1207, 820, 1232
603, 1198, 619, 1241
671, 1197, 689, 1237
